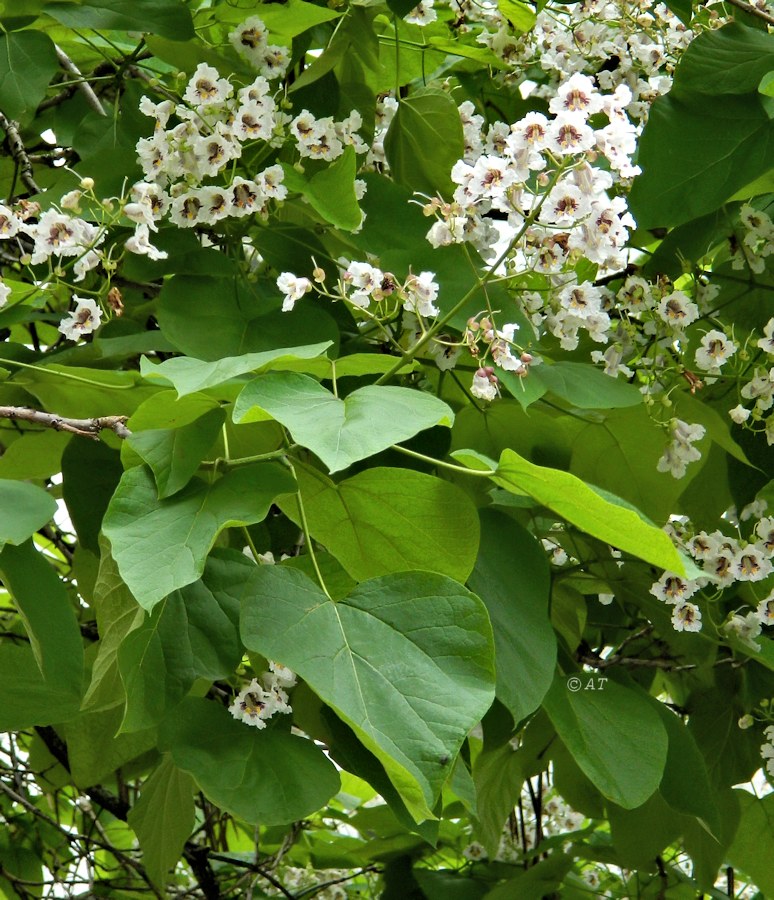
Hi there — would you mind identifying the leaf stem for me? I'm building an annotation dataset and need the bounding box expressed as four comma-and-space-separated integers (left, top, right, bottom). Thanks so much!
286, 460, 331, 600
0, 356, 136, 389
391, 443, 494, 476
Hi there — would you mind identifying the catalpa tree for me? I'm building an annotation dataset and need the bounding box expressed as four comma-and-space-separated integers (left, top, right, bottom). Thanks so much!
0, 0, 773, 896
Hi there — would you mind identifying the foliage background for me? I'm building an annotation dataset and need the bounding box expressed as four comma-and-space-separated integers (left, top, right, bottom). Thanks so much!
0, 0, 774, 897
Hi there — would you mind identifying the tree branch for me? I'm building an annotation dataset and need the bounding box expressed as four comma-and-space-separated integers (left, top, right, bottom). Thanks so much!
35, 727, 222, 900
0, 112, 41, 196
0, 406, 131, 439
724, 0, 774, 26
54, 44, 107, 117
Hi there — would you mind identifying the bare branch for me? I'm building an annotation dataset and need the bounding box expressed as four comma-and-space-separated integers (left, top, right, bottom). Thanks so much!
54, 45, 107, 117
0, 406, 131, 439
724, 0, 774, 26
0, 112, 41, 196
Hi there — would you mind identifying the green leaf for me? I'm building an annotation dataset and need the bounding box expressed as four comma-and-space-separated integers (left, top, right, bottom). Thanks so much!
673, 22, 774, 95
473, 741, 524, 855
0, 30, 58, 124
282, 147, 362, 230
117, 569, 242, 732
629, 91, 774, 229
128, 407, 224, 499
235, 373, 454, 473
497, 0, 537, 31
727, 790, 774, 897
127, 755, 195, 887
139, 342, 333, 397
0, 541, 83, 690
0, 480, 56, 548
384, 90, 464, 197
42, 0, 195, 40
159, 697, 340, 825
82, 539, 144, 712
157, 275, 337, 360
542, 675, 668, 809
246, 0, 341, 38
654, 702, 719, 831
237, 563, 495, 821
536, 362, 642, 409
570, 406, 695, 524
467, 511, 556, 723
103, 463, 295, 610
63, 704, 157, 786
0, 430, 70, 479
0, 644, 82, 729
279, 463, 480, 583
482, 448, 685, 573
607, 792, 682, 868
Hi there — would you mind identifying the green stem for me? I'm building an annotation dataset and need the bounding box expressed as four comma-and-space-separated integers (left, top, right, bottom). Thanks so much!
200, 448, 288, 469
0, 356, 135, 389
391, 443, 494, 476
287, 460, 331, 600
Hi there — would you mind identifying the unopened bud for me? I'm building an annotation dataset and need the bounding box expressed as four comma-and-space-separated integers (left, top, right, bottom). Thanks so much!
79, 177, 95, 190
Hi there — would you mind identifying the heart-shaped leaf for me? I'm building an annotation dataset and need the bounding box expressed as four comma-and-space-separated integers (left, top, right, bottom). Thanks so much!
230, 561, 494, 820
234, 372, 454, 473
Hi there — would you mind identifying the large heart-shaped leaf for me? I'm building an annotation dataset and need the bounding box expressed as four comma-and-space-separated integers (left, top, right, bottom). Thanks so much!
139, 342, 332, 397
279, 463, 480, 582
229, 560, 494, 820
234, 372, 454, 473
543, 676, 668, 809
103, 463, 295, 610
159, 698, 340, 825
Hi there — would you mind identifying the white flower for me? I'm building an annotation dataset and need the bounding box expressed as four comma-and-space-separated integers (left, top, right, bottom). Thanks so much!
549, 73, 604, 120
723, 612, 762, 651
228, 17, 269, 60
183, 63, 233, 108
268, 661, 297, 688
657, 291, 699, 329
277, 272, 312, 311
0, 279, 11, 307
125, 224, 168, 261
650, 571, 699, 604
462, 842, 487, 861
470, 368, 498, 401
404, 271, 440, 317
58, 297, 102, 341
228, 679, 273, 728
657, 420, 705, 479
757, 318, 774, 355
0, 204, 22, 237
695, 330, 736, 372
733, 546, 772, 582
672, 601, 702, 632
729, 404, 750, 425
756, 592, 774, 626
405, 0, 437, 25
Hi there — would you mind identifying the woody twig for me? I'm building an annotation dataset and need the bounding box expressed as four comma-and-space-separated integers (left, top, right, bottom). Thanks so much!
0, 405, 131, 439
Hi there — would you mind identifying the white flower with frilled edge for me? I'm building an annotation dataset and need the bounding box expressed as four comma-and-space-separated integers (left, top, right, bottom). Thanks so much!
58, 297, 102, 341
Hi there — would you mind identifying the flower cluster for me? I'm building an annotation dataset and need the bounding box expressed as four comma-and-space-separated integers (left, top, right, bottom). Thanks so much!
471, 0, 696, 120
0, 199, 105, 283
656, 419, 705, 479
760, 724, 774, 778
278, 259, 441, 319
650, 509, 774, 634
228, 661, 297, 729
228, 16, 291, 79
